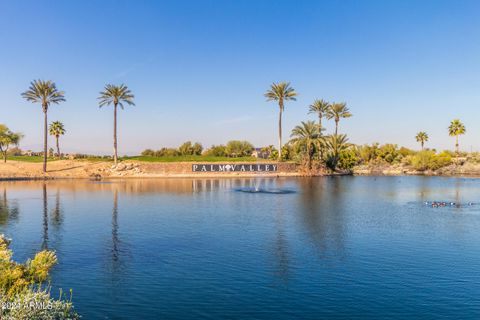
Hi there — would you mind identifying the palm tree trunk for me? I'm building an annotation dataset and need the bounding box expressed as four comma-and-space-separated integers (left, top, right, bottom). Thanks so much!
319, 115, 322, 136
43, 109, 48, 173
278, 104, 283, 161
335, 119, 339, 136
421, 141, 424, 151
56, 136, 60, 158
113, 103, 118, 165
456, 135, 459, 155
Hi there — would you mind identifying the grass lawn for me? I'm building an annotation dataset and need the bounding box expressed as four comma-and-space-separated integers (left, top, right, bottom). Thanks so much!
124, 155, 266, 162
6, 156, 111, 163
6, 156, 57, 163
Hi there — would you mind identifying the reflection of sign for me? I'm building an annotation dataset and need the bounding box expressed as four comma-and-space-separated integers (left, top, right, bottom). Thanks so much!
192, 164, 278, 172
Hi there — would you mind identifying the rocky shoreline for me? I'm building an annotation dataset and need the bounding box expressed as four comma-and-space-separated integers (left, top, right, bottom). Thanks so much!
353, 163, 480, 177
2, 160, 480, 181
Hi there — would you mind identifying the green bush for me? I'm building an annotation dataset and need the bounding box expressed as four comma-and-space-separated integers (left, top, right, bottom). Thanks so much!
3, 290, 79, 320
338, 149, 359, 170
410, 150, 452, 171
141, 149, 155, 156
203, 145, 227, 157
155, 148, 179, 157
178, 141, 203, 156
356, 143, 379, 163
377, 144, 402, 164
0, 235, 79, 319
225, 140, 254, 157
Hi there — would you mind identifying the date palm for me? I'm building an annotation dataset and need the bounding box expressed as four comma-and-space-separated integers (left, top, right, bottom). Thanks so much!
21, 80, 65, 172
325, 134, 351, 171
415, 131, 428, 150
308, 99, 330, 134
98, 84, 135, 165
290, 121, 320, 169
448, 119, 466, 155
49, 121, 66, 158
326, 102, 352, 136
265, 82, 297, 160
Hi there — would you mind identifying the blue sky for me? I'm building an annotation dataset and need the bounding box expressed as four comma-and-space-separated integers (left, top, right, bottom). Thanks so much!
1, 0, 479, 155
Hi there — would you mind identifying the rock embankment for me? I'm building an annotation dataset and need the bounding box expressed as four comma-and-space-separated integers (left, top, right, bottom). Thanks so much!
353, 163, 480, 176
0, 160, 300, 180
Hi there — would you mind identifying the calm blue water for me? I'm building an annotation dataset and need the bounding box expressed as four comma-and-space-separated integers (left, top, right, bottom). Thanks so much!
1, 176, 480, 319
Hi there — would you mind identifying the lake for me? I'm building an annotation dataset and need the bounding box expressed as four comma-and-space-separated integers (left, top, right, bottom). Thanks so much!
1, 176, 479, 319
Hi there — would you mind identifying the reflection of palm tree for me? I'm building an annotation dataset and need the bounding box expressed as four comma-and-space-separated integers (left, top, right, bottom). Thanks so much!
51, 189, 63, 228
42, 183, 49, 250
112, 189, 119, 263
298, 178, 328, 255
0, 188, 19, 226
273, 200, 290, 283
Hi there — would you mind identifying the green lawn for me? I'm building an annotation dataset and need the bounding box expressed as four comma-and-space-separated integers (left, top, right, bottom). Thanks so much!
6, 156, 110, 163
5, 155, 273, 163
123, 155, 265, 162
6, 156, 56, 163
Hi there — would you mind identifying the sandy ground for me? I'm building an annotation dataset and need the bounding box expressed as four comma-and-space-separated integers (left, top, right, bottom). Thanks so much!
0, 160, 301, 180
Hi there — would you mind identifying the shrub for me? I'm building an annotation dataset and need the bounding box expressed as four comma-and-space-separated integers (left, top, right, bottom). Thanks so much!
203, 145, 227, 157
410, 150, 452, 171
178, 141, 203, 156
0, 234, 79, 319
356, 143, 379, 163
399, 147, 415, 158
338, 149, 359, 170
155, 148, 179, 157
141, 149, 155, 156
3, 290, 79, 320
225, 140, 254, 157
377, 144, 402, 164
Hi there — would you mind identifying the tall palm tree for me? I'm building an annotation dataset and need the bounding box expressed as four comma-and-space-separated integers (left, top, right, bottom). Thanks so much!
308, 99, 330, 134
448, 119, 466, 155
98, 84, 135, 165
22, 80, 65, 172
49, 121, 66, 158
326, 102, 352, 136
415, 131, 429, 150
265, 82, 297, 160
290, 121, 320, 169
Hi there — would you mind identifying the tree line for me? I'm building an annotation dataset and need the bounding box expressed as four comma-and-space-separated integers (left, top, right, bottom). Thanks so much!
0, 79, 470, 172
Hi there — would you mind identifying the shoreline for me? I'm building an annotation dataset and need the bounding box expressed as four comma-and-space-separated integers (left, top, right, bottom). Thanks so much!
2, 159, 480, 181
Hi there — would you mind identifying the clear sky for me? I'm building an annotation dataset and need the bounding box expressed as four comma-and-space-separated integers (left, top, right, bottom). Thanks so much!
1, 0, 479, 155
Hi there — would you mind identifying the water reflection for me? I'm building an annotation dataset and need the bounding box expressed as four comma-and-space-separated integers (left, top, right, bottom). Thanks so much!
42, 183, 49, 250
298, 177, 346, 258
274, 201, 290, 283
0, 188, 19, 226
51, 189, 64, 228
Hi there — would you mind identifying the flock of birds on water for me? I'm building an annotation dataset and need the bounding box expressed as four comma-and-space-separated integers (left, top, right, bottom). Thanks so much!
425, 201, 475, 208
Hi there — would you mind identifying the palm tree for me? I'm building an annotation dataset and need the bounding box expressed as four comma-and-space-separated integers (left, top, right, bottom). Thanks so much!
290, 121, 320, 169
326, 102, 352, 136
22, 80, 65, 172
325, 134, 351, 171
308, 99, 330, 134
49, 121, 66, 158
448, 119, 466, 155
98, 84, 135, 165
415, 131, 429, 150
265, 82, 297, 160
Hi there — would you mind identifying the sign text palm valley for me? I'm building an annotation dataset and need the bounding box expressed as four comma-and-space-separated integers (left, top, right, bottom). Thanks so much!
192, 164, 278, 172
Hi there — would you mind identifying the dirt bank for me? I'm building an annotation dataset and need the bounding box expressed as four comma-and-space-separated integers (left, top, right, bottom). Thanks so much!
0, 160, 301, 180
